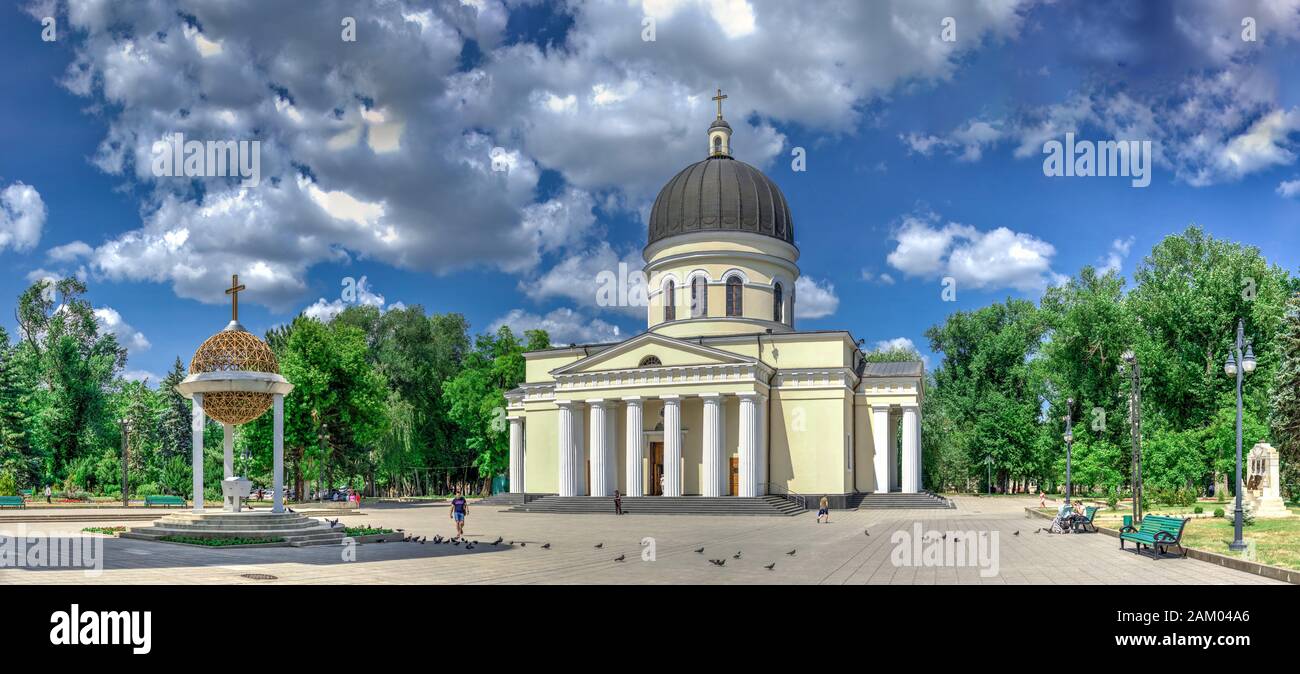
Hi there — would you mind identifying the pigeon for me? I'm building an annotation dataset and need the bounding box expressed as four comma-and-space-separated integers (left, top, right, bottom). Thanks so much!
1034, 528, 1042, 534
466, 544, 475, 550
953, 537, 961, 543
594, 543, 604, 549
327, 518, 339, 528
453, 539, 461, 546
764, 563, 775, 571
941, 533, 947, 540
542, 543, 551, 549
785, 549, 797, 556
520, 542, 526, 547
709, 559, 726, 566
614, 554, 625, 562
492, 537, 503, 546
694, 547, 705, 554
864, 529, 870, 536
1013, 531, 1020, 536
733, 551, 742, 560
418, 537, 426, 545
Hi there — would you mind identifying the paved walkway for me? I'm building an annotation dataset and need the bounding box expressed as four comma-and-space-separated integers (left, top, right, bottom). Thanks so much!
0, 496, 1281, 584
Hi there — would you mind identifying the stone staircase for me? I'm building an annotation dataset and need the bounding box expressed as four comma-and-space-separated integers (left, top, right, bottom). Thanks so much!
121, 510, 347, 547
849, 492, 955, 510
506, 495, 805, 516
473, 492, 549, 507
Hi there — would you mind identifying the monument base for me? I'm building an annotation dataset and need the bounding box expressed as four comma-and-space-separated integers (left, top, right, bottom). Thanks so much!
1250, 496, 1294, 519
121, 510, 346, 547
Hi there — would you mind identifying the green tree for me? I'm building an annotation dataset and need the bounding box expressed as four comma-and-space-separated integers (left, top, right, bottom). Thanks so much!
157, 357, 192, 461
0, 327, 38, 486
1270, 292, 1300, 498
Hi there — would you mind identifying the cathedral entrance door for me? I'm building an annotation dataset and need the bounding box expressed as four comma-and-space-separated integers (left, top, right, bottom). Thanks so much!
729, 457, 739, 496
649, 442, 665, 495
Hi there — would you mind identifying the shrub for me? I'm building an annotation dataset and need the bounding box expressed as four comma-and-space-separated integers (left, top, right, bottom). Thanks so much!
134, 482, 161, 498
1214, 508, 1225, 518
1106, 489, 1119, 511
0, 470, 17, 496
1193, 505, 1203, 514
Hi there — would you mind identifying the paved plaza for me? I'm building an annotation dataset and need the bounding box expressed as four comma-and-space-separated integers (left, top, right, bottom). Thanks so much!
0, 496, 1282, 585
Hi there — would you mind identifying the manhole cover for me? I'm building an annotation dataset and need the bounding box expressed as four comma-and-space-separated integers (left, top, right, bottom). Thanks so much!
240, 573, 277, 580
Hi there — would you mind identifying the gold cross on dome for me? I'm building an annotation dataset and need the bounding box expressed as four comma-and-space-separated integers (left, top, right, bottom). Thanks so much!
712, 88, 727, 118
225, 274, 246, 322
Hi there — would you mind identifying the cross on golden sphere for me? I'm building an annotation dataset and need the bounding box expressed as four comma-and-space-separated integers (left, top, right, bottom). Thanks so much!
225, 274, 246, 322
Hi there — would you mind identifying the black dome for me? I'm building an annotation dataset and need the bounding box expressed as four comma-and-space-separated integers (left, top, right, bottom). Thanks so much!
647, 156, 794, 247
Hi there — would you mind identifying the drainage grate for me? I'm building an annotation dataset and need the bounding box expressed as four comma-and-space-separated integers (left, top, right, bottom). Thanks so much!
240, 573, 278, 580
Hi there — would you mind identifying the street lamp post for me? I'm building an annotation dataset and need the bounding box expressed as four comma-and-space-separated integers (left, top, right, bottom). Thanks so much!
119, 418, 132, 507
1063, 398, 1074, 506
1224, 318, 1256, 552
1122, 350, 1143, 524
984, 454, 994, 495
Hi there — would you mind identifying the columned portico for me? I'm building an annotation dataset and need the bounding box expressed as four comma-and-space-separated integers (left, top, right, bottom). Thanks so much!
624, 397, 644, 496
662, 395, 683, 496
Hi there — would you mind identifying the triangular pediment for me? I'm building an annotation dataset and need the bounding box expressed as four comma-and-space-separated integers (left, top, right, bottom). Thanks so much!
550, 332, 754, 375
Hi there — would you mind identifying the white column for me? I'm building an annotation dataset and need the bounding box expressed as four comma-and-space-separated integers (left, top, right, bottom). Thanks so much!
872, 405, 890, 493
624, 398, 644, 497
662, 395, 682, 497
508, 417, 524, 493
557, 401, 575, 497
573, 403, 586, 495
902, 404, 919, 494
272, 393, 285, 513
888, 412, 900, 491
223, 423, 235, 479
738, 393, 759, 497
701, 394, 724, 497
587, 400, 612, 497
191, 393, 205, 513
757, 394, 767, 495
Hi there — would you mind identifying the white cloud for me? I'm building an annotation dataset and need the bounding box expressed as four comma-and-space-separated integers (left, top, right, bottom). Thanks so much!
1097, 236, 1134, 275
123, 369, 162, 385
900, 119, 1004, 162
794, 276, 838, 319
491, 307, 623, 345
520, 241, 646, 318
886, 213, 1059, 292
871, 337, 916, 353
859, 269, 896, 285
47, 240, 93, 262
0, 182, 46, 253
94, 306, 151, 353
1277, 178, 1300, 198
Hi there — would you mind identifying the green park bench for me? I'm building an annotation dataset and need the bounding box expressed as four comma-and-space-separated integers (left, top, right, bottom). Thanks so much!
144, 495, 186, 508
1072, 505, 1100, 533
1119, 514, 1189, 559
0, 495, 26, 508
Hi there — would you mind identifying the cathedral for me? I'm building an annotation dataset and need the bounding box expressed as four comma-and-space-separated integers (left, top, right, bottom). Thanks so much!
504, 95, 924, 508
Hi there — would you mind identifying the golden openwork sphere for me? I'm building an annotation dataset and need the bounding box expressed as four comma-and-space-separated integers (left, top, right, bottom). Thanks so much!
189, 326, 280, 425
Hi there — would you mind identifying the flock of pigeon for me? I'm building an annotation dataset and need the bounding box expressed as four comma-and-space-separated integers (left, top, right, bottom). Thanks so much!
329, 521, 878, 572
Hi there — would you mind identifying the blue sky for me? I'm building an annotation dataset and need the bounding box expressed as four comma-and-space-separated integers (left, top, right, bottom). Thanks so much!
1, 0, 1298, 383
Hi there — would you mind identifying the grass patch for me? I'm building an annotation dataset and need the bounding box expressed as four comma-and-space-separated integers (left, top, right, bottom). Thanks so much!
159, 535, 284, 546
344, 526, 394, 537
81, 526, 126, 535
1179, 515, 1300, 571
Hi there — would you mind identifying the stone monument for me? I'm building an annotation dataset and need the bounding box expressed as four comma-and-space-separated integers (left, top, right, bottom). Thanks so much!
1245, 442, 1292, 518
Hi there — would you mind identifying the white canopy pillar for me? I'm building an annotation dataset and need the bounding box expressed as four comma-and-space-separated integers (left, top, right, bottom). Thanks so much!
273, 393, 285, 513
587, 400, 613, 497
738, 393, 759, 497
901, 403, 919, 493
888, 412, 900, 491
557, 401, 576, 497
222, 422, 235, 479
624, 397, 644, 496
573, 402, 586, 495
871, 405, 891, 493
508, 416, 524, 493
191, 393, 205, 513
662, 395, 683, 497
701, 393, 724, 497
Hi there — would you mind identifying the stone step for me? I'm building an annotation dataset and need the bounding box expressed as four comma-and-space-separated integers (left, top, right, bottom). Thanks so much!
508, 496, 803, 516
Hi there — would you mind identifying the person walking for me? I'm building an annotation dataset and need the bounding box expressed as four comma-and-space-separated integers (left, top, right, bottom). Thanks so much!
1038, 490, 1046, 508
449, 491, 468, 538
45, 484, 51, 504
613, 489, 623, 515
816, 495, 830, 524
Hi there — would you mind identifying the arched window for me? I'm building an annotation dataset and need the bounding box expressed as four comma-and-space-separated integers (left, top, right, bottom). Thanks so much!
773, 282, 783, 323
663, 280, 676, 321
638, 355, 662, 367
726, 277, 743, 317
690, 276, 708, 318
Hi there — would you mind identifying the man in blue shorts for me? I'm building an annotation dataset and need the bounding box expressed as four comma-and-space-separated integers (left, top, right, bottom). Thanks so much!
450, 491, 468, 538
